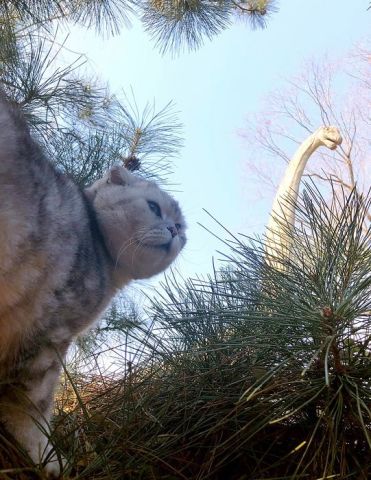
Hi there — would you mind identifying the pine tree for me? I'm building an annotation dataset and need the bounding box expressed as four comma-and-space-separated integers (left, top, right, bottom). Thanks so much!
0, 1, 276, 184
0, 15, 184, 186
140, 0, 278, 53
137, 182, 370, 479
31, 180, 368, 480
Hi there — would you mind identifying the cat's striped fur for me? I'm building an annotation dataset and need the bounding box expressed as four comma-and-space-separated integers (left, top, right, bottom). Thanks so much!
0, 94, 186, 476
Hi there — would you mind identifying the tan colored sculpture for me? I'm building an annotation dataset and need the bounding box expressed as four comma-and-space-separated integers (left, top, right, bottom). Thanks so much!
265, 126, 343, 265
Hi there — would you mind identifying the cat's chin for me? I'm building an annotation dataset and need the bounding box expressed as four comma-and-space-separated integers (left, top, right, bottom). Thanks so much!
117, 240, 179, 281
140, 240, 173, 254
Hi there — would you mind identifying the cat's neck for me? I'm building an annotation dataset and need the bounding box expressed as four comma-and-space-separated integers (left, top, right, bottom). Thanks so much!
82, 192, 132, 290
110, 269, 132, 291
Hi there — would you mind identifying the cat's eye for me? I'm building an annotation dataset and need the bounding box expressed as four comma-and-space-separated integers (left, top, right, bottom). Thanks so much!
175, 223, 181, 231
147, 200, 162, 218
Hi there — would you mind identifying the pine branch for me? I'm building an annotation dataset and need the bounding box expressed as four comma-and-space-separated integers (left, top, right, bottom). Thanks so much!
145, 182, 371, 477
140, 0, 277, 54
46, 94, 183, 187
0, 0, 134, 35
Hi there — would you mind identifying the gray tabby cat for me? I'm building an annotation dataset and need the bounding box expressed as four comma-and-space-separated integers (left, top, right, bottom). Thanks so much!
0, 94, 186, 476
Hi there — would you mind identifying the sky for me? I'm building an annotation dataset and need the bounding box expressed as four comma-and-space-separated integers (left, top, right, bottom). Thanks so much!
59, 0, 370, 286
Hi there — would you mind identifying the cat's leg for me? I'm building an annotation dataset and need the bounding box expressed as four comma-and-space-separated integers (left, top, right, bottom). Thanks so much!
0, 347, 65, 477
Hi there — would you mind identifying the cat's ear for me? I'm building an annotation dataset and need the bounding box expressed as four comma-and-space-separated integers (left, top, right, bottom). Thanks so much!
108, 165, 131, 186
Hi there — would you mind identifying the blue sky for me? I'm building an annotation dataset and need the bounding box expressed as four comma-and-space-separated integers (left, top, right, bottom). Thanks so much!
62, 0, 370, 283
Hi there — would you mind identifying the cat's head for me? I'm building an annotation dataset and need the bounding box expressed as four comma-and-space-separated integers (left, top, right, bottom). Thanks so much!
85, 166, 186, 281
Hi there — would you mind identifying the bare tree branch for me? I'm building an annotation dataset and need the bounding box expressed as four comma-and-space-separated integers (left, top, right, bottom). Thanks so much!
239, 48, 371, 222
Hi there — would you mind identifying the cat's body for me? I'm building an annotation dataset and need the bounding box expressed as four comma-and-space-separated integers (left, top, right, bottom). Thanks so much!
0, 95, 186, 475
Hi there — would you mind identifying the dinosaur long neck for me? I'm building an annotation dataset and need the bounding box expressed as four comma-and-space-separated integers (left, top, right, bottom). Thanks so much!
265, 132, 322, 260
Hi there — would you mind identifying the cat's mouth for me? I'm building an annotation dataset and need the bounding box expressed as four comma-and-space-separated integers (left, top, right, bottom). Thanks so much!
137, 240, 172, 253
159, 241, 172, 253
152, 240, 172, 253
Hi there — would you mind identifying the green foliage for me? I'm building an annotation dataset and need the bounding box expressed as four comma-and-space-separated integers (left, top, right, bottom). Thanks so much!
0, 0, 134, 35
140, 0, 278, 53
0, 0, 277, 56
0, 25, 183, 185
1, 184, 366, 479
0, 0, 277, 184
46, 184, 369, 479
46, 97, 183, 187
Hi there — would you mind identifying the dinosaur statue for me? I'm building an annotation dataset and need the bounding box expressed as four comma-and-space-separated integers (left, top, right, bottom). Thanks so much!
265, 126, 343, 266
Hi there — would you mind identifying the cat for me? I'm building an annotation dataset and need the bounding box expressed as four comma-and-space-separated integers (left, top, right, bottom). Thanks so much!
0, 93, 186, 476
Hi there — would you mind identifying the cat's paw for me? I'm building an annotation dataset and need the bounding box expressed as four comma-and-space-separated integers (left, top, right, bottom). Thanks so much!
27, 434, 65, 478
44, 458, 62, 479
43, 453, 66, 479
316, 126, 342, 150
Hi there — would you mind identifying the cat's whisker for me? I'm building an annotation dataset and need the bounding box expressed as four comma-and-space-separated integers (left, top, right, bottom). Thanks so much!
115, 229, 150, 269
115, 237, 137, 268
131, 240, 147, 267
115, 228, 151, 268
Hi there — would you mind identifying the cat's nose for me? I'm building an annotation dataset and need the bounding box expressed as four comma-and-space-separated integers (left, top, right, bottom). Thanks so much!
167, 225, 178, 238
